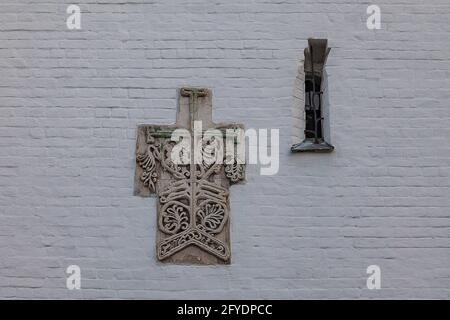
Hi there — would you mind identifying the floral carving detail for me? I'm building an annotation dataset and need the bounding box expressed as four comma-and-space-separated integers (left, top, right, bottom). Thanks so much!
159, 203, 190, 235
196, 201, 227, 234
199, 135, 221, 169
224, 162, 245, 183
137, 143, 160, 193
160, 142, 191, 179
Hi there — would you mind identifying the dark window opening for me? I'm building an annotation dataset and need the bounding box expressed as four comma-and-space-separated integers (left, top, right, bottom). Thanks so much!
291, 38, 334, 153
304, 75, 323, 140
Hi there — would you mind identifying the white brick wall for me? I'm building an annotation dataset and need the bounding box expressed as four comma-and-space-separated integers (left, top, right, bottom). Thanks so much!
1, 0, 450, 299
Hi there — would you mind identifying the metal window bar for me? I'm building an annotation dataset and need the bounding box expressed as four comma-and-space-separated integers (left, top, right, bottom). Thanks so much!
291, 38, 334, 153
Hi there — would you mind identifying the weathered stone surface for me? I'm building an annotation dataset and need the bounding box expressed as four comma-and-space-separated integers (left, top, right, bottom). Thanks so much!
134, 88, 244, 264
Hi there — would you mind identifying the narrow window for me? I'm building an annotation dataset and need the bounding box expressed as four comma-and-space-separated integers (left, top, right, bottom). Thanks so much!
291, 38, 334, 153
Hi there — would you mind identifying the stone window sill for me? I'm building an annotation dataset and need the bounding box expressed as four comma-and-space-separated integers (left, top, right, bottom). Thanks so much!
291, 139, 334, 153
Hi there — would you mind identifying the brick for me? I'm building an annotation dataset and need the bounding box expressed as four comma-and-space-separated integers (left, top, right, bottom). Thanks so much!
0, 0, 449, 299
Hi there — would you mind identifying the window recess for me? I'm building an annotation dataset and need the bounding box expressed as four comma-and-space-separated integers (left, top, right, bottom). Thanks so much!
291, 38, 334, 153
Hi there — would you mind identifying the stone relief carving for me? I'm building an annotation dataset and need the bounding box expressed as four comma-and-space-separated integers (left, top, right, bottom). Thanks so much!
134, 88, 245, 264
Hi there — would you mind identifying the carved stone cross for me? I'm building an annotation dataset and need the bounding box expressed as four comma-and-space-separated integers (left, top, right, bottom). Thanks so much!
134, 88, 245, 264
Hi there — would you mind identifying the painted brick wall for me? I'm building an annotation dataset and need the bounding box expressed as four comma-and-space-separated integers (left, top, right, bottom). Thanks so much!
1, 0, 449, 299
